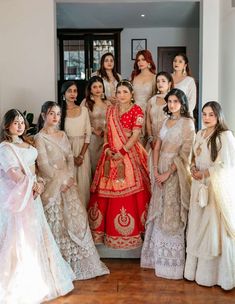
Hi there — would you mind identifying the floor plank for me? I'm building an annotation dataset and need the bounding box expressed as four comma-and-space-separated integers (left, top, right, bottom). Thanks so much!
45, 259, 235, 304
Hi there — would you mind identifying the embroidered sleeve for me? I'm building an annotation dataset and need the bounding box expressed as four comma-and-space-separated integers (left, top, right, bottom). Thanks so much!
133, 105, 144, 129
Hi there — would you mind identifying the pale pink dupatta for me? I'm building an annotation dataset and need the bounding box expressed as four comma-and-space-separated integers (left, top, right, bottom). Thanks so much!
0, 142, 34, 212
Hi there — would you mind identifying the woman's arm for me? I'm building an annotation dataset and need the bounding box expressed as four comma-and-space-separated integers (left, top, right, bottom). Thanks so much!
75, 108, 91, 167
146, 98, 154, 149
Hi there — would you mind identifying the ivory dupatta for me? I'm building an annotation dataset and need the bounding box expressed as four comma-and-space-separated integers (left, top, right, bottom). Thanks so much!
0, 142, 34, 213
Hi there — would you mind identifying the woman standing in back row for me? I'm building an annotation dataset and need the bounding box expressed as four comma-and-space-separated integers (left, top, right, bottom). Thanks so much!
131, 50, 156, 144
59, 81, 92, 207
92, 52, 122, 104
172, 53, 197, 118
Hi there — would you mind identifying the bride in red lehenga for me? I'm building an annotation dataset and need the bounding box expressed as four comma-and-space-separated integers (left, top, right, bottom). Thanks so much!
87, 80, 151, 249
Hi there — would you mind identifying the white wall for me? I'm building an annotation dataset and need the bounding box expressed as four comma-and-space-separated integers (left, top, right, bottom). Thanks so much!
0, 0, 56, 120
121, 27, 199, 80
200, 0, 220, 105
219, 0, 235, 131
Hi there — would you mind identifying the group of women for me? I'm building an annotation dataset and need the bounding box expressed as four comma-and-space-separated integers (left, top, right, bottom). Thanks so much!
0, 50, 235, 303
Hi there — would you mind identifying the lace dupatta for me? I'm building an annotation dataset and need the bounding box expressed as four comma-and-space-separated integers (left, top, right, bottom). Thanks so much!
35, 132, 90, 247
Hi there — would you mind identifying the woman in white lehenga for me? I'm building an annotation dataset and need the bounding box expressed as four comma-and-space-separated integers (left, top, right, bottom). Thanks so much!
185, 101, 235, 290
35, 101, 109, 280
146, 71, 174, 190
60, 81, 92, 207
141, 88, 195, 279
0, 109, 75, 304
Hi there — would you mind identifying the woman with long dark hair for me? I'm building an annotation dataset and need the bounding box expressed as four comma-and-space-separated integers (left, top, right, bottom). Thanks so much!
172, 53, 197, 117
59, 81, 92, 206
82, 76, 111, 176
146, 71, 174, 189
141, 88, 195, 280
92, 52, 122, 104
35, 101, 109, 280
185, 101, 235, 290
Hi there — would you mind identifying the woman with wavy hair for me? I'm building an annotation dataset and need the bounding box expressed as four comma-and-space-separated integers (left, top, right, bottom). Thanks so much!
141, 88, 195, 280
185, 101, 235, 290
131, 49, 156, 144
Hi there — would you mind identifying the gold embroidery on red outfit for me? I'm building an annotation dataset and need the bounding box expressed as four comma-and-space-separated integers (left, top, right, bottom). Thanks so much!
88, 201, 103, 230
114, 206, 135, 236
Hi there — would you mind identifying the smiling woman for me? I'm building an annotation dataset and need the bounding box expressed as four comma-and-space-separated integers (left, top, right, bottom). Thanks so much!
87, 80, 151, 250
0, 109, 75, 303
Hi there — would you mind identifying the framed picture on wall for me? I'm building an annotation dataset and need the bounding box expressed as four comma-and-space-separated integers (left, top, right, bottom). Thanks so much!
131, 39, 147, 60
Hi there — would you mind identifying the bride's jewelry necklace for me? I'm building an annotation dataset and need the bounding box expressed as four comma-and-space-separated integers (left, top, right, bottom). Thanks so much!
12, 136, 23, 144
119, 102, 132, 114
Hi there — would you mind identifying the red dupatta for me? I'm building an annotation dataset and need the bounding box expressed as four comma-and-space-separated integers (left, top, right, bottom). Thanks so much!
91, 105, 150, 197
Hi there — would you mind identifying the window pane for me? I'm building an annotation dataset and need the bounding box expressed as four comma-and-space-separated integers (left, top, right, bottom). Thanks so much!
93, 39, 114, 72
63, 40, 85, 80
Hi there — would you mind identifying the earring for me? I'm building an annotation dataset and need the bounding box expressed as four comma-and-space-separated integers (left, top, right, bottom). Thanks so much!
131, 96, 134, 103
63, 95, 66, 101
180, 107, 184, 114
101, 93, 105, 99
148, 63, 151, 69
90, 95, 94, 101
183, 68, 186, 76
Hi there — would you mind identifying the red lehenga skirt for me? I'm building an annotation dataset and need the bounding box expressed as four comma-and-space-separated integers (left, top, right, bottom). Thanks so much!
87, 106, 151, 249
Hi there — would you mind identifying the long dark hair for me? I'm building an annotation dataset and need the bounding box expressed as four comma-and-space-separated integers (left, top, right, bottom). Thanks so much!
85, 76, 106, 112
59, 81, 78, 130
173, 53, 192, 77
131, 50, 156, 80
163, 88, 191, 119
37, 101, 60, 132
202, 101, 229, 162
0, 109, 29, 143
156, 71, 174, 93
98, 52, 120, 82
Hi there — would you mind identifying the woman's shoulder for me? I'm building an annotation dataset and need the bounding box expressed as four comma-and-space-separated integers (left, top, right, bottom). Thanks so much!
131, 104, 143, 115
221, 130, 234, 141
182, 116, 195, 127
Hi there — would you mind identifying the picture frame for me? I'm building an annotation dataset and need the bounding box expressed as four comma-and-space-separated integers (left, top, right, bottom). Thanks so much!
131, 39, 147, 60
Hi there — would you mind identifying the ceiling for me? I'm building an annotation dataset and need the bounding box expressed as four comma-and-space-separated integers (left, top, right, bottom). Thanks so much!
56, 1, 200, 29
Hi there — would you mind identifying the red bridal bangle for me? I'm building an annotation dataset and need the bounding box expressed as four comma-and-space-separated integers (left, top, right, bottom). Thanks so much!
119, 147, 127, 156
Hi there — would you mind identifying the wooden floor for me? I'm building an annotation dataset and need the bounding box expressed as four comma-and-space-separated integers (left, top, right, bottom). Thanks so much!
46, 259, 235, 304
